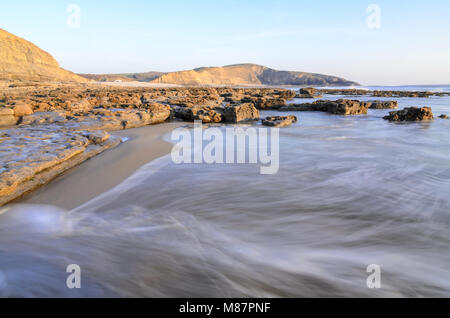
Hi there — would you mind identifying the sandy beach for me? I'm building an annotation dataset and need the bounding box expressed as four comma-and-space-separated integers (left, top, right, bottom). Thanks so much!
22, 122, 183, 210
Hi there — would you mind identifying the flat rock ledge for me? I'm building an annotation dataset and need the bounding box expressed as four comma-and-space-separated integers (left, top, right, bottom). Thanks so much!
262, 116, 298, 128
383, 107, 434, 122
0, 125, 123, 206
0, 105, 173, 206
0, 125, 121, 206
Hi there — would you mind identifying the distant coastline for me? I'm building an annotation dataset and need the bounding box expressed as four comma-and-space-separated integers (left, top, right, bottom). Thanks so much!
78, 63, 358, 87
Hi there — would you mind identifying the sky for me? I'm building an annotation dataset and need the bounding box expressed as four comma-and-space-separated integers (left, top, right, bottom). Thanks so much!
1, 0, 450, 85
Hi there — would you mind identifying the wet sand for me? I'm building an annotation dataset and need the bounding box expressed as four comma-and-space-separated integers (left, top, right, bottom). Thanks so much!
22, 122, 183, 210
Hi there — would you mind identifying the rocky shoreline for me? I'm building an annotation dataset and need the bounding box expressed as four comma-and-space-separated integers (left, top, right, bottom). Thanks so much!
0, 84, 447, 206
0, 126, 121, 206
316, 88, 450, 98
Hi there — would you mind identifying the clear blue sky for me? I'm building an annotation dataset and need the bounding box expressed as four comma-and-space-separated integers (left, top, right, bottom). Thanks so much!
1, 0, 449, 85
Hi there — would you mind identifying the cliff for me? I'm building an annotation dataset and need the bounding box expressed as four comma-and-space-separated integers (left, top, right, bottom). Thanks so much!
150, 64, 358, 86
0, 28, 86, 83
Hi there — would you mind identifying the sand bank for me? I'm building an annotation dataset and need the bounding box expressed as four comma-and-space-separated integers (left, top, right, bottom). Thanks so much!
22, 122, 182, 210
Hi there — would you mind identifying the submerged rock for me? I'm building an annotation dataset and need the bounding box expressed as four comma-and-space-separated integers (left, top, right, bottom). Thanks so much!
383, 107, 434, 122
223, 103, 260, 123
262, 115, 298, 128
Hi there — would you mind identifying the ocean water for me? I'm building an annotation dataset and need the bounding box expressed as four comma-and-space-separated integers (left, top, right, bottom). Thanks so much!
1, 86, 450, 297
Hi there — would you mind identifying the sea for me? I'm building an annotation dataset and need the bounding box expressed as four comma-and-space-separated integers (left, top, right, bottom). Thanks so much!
0, 85, 449, 297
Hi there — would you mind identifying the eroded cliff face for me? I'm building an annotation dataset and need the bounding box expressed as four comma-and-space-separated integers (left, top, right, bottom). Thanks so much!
151, 63, 358, 86
0, 28, 87, 83
151, 64, 265, 86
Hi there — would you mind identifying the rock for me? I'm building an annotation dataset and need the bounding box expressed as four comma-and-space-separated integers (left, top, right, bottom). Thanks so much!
174, 107, 223, 123
222, 93, 245, 103
167, 95, 221, 108
326, 99, 368, 115
262, 115, 298, 128
296, 87, 318, 98
364, 100, 398, 109
300, 87, 316, 95
92, 108, 114, 117
81, 107, 170, 130
0, 108, 14, 116
0, 108, 17, 127
13, 103, 34, 117
297, 94, 323, 99
281, 99, 368, 115
0, 115, 17, 127
21, 111, 67, 125
70, 99, 94, 113
223, 103, 260, 123
254, 98, 287, 110
146, 103, 172, 123
82, 131, 110, 144
438, 114, 448, 119
145, 102, 170, 113
277, 90, 296, 99
383, 107, 434, 122
0, 125, 120, 206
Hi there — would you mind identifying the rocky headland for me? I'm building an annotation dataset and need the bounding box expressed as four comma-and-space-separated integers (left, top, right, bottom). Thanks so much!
148, 64, 358, 86
81, 64, 358, 87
